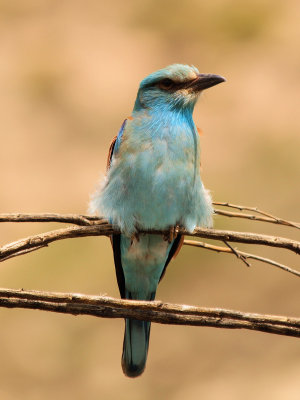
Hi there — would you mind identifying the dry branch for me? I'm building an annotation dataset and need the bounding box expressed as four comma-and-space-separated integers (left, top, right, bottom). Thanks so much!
184, 240, 300, 277
223, 240, 251, 267
0, 208, 299, 339
0, 213, 100, 226
213, 202, 300, 229
1, 222, 299, 264
1, 209, 299, 230
0, 288, 299, 338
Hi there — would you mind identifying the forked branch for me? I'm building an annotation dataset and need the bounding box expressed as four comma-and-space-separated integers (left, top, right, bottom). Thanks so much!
184, 240, 300, 277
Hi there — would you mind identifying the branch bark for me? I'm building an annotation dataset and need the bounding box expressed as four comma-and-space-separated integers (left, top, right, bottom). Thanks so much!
0, 213, 99, 226
1, 209, 299, 229
184, 240, 300, 277
0, 208, 299, 339
213, 202, 300, 229
0, 288, 299, 338
1, 222, 299, 263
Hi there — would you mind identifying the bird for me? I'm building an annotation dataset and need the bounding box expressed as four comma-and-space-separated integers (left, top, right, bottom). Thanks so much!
90, 64, 225, 377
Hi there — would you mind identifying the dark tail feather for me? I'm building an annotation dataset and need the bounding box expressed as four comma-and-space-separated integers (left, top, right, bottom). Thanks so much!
122, 318, 151, 378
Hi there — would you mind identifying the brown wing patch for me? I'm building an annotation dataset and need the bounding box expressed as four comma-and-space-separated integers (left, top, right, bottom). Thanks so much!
172, 235, 184, 259
159, 234, 184, 282
106, 136, 117, 172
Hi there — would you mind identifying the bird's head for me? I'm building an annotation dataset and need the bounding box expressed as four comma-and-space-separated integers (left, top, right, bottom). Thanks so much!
133, 64, 225, 114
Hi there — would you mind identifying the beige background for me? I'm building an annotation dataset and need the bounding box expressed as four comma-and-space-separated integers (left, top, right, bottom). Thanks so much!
0, 1, 299, 399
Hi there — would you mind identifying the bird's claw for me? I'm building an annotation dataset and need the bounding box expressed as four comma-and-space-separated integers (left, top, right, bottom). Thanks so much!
130, 232, 140, 245
164, 225, 180, 243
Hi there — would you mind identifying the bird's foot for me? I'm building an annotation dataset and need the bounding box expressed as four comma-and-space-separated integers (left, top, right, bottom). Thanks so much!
130, 232, 140, 245
163, 225, 180, 243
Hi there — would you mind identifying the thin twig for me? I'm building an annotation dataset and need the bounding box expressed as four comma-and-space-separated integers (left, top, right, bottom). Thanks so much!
0, 223, 299, 264
0, 213, 102, 226
0, 288, 299, 338
0, 224, 113, 262
0, 244, 48, 263
214, 209, 300, 229
184, 240, 300, 278
223, 240, 251, 267
1, 208, 299, 230
213, 202, 300, 229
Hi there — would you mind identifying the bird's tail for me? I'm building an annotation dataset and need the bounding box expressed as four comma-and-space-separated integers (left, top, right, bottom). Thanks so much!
121, 318, 151, 378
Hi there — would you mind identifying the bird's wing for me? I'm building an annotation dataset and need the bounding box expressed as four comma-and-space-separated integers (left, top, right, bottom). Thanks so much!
106, 118, 127, 170
112, 234, 125, 298
106, 136, 117, 172
159, 234, 184, 282
108, 119, 128, 298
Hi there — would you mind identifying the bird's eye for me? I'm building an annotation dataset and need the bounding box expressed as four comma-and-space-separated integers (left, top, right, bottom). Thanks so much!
158, 78, 174, 90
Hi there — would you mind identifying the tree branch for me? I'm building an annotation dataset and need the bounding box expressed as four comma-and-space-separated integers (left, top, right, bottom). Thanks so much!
1, 222, 299, 264
184, 240, 300, 277
0, 213, 101, 226
223, 240, 251, 267
1, 208, 299, 230
0, 288, 299, 338
0, 208, 299, 339
213, 202, 300, 229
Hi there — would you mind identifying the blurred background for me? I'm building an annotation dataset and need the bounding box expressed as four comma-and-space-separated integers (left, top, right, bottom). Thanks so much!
0, 0, 299, 399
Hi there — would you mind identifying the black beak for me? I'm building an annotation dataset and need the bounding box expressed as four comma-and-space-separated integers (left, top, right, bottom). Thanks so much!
187, 73, 226, 92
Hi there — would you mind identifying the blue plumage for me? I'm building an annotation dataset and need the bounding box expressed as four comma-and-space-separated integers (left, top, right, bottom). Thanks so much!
90, 64, 225, 377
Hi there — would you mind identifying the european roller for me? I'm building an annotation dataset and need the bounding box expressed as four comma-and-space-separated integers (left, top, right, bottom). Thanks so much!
90, 64, 225, 377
